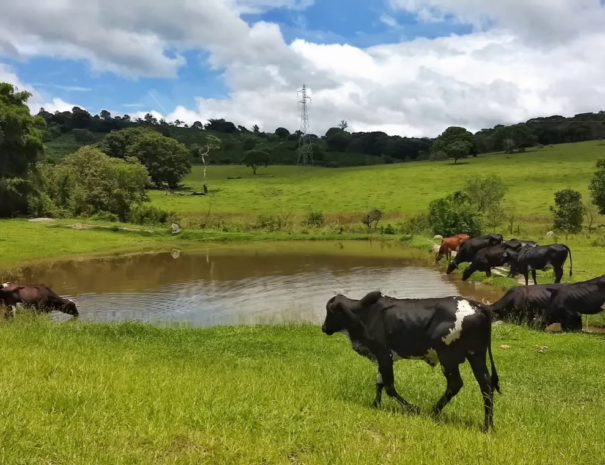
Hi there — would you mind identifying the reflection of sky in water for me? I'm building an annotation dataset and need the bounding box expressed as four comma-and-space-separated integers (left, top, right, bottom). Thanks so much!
17, 243, 502, 327
74, 266, 458, 326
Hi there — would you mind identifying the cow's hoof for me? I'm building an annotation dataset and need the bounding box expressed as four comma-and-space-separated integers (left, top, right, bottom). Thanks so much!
371, 401, 381, 409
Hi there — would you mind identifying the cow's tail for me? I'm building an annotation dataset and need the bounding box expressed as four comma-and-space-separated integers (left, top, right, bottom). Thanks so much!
564, 244, 573, 277
485, 308, 501, 394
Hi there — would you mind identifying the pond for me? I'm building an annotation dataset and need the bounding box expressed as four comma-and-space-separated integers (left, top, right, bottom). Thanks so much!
11, 241, 502, 326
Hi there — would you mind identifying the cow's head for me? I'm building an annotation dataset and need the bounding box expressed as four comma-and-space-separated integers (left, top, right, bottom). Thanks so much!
62, 299, 79, 317
321, 291, 381, 335
446, 261, 458, 274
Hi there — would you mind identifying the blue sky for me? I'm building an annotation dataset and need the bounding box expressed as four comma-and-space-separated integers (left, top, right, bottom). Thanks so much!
0, 0, 604, 136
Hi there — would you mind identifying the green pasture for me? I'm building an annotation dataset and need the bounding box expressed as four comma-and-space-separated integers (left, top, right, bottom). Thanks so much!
149, 140, 605, 225
0, 319, 603, 465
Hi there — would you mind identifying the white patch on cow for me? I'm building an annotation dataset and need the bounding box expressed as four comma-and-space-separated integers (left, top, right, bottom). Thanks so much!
442, 299, 476, 345
391, 350, 402, 361
376, 372, 383, 384
1, 282, 10, 289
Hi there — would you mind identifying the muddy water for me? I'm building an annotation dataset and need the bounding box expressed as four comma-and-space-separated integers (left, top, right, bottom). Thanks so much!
11, 241, 503, 327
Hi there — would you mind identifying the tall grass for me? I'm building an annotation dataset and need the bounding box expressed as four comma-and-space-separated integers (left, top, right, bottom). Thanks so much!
0, 318, 603, 464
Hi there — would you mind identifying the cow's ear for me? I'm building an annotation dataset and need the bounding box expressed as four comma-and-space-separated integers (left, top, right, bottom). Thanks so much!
360, 290, 382, 307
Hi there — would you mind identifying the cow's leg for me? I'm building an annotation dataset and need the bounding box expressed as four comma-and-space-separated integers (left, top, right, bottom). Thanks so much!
467, 352, 494, 432
462, 265, 477, 281
553, 266, 563, 284
561, 311, 582, 332
523, 271, 529, 286
531, 269, 538, 285
432, 362, 463, 415
378, 360, 418, 413
372, 371, 384, 408
485, 268, 492, 278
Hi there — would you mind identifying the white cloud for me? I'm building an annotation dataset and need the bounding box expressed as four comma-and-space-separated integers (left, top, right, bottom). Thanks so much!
0, 0, 604, 136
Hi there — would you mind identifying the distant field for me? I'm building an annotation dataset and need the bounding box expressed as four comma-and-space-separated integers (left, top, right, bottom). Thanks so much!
149, 140, 605, 226
0, 319, 603, 465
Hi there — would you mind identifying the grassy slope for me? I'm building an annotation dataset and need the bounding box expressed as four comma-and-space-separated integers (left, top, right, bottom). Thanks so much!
0, 319, 603, 465
149, 140, 605, 222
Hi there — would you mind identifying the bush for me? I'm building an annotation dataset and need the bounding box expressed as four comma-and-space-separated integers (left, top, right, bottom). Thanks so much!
551, 189, 584, 235
400, 214, 430, 235
362, 209, 383, 231
428, 191, 483, 236
43, 147, 150, 221
72, 128, 96, 143
380, 223, 396, 235
305, 211, 325, 228
128, 204, 175, 225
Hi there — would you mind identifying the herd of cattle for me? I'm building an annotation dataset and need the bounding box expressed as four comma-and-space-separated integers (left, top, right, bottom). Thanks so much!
321, 233, 603, 432
1, 234, 603, 432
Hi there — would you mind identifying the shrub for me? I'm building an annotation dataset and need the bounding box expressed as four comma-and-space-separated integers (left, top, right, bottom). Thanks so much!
551, 189, 584, 235
256, 214, 289, 231
128, 204, 175, 225
305, 211, 325, 228
362, 209, 383, 231
380, 223, 396, 235
400, 214, 430, 235
428, 191, 483, 236
43, 146, 150, 221
72, 128, 96, 143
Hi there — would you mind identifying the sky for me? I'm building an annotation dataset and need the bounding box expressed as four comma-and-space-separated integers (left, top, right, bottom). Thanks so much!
1, 0, 604, 137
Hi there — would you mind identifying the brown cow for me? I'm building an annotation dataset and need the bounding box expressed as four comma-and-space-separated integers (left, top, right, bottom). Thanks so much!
0, 283, 78, 317
435, 234, 471, 262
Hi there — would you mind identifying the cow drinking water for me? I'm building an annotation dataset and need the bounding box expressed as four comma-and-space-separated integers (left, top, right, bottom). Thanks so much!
322, 291, 500, 432
0, 283, 78, 317
446, 234, 503, 274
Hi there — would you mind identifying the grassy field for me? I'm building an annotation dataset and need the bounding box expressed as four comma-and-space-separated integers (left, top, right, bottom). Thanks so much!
0, 318, 603, 465
149, 140, 605, 225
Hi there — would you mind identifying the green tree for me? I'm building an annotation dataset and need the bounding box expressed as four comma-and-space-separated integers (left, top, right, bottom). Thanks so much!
551, 189, 584, 235
493, 124, 538, 153
243, 149, 270, 175
464, 175, 507, 213
589, 159, 605, 214
43, 146, 149, 220
0, 83, 45, 179
0, 83, 46, 217
127, 131, 191, 188
100, 127, 149, 158
428, 191, 483, 236
431, 126, 474, 164
274, 127, 290, 139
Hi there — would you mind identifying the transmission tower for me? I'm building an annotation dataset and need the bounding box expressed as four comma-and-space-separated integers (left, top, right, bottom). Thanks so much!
297, 84, 313, 165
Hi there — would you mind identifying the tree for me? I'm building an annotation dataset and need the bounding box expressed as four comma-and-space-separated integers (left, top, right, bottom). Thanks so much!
428, 191, 483, 236
243, 149, 270, 175
589, 159, 605, 214
431, 126, 474, 163
362, 208, 383, 231
274, 127, 290, 139
127, 132, 191, 188
43, 146, 149, 220
0, 83, 46, 217
464, 175, 507, 214
551, 189, 584, 235
338, 120, 348, 131
0, 83, 45, 179
100, 127, 149, 158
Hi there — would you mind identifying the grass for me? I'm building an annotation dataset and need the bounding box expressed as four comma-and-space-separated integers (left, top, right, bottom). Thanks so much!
0, 318, 603, 465
149, 141, 605, 223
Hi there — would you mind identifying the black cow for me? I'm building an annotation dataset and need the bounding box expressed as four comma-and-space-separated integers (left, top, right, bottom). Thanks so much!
322, 291, 500, 432
0, 283, 78, 317
505, 244, 572, 285
544, 275, 605, 331
488, 284, 571, 329
446, 234, 503, 274
461, 244, 512, 281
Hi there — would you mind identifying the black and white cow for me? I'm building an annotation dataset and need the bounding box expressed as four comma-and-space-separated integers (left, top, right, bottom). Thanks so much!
446, 234, 503, 274
505, 244, 572, 285
544, 275, 605, 330
322, 291, 500, 432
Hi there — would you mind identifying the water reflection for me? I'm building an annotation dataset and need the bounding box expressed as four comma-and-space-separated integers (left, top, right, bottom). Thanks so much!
12, 242, 502, 327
